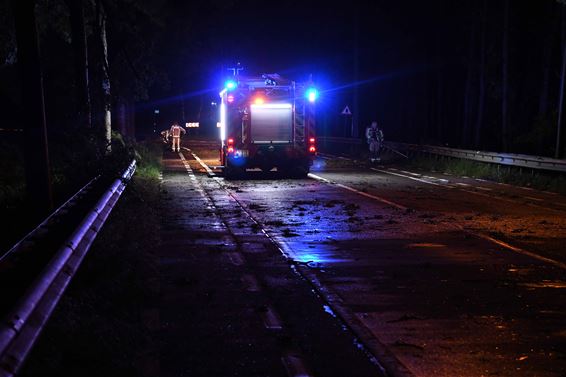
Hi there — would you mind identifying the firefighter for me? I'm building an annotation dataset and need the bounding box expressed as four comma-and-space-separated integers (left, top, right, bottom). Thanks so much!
160, 129, 170, 144
365, 120, 384, 162
169, 121, 186, 152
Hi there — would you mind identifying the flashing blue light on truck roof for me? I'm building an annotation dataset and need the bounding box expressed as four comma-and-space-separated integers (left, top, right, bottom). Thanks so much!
306, 88, 318, 103
225, 80, 237, 90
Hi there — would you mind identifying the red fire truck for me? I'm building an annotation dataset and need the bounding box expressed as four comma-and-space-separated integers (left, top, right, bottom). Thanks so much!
218, 73, 317, 178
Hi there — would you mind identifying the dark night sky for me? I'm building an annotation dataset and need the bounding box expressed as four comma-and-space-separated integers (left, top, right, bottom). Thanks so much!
143, 0, 458, 131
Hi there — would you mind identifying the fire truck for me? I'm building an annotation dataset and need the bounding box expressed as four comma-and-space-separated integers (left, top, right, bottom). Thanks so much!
218, 73, 317, 178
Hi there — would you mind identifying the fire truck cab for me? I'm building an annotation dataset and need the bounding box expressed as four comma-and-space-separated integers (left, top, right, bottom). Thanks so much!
218, 73, 317, 178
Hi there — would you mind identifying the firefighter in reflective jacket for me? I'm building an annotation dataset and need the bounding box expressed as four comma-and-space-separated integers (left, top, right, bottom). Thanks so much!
160, 129, 170, 144
169, 121, 186, 152
365, 121, 384, 162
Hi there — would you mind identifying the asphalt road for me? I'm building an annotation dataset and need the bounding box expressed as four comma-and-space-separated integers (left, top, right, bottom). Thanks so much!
160, 139, 566, 377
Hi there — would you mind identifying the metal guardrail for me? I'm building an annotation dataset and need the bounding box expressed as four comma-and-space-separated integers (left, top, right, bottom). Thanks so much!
0, 177, 100, 263
318, 137, 566, 173
0, 159, 136, 377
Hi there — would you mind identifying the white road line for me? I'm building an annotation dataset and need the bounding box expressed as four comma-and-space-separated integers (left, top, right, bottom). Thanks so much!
476, 232, 566, 270
400, 170, 421, 176
446, 223, 566, 270
525, 196, 544, 202
189, 151, 394, 377
375, 166, 566, 213
189, 150, 217, 177
308, 173, 407, 210
371, 168, 443, 187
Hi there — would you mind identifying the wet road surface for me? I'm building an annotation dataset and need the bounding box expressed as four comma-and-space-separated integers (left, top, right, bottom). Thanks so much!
159, 152, 384, 377
159, 140, 566, 377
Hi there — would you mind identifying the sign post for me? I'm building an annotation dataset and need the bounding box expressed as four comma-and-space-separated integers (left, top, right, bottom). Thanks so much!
341, 105, 353, 137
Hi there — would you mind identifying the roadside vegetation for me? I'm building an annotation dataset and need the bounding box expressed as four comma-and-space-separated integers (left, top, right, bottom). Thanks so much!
0, 130, 158, 251
19, 139, 162, 377
408, 155, 566, 194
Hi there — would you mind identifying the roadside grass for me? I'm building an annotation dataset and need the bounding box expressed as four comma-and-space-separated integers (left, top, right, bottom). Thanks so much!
19, 140, 162, 377
408, 155, 566, 194
0, 132, 161, 251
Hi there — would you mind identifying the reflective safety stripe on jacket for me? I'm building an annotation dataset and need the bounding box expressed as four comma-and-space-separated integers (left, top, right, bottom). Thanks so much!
171, 125, 182, 137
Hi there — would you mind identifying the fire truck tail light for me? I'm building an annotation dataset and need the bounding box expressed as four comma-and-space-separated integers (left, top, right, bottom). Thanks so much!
227, 147, 234, 154
227, 95, 235, 103
227, 138, 234, 145
309, 137, 315, 143
309, 146, 316, 153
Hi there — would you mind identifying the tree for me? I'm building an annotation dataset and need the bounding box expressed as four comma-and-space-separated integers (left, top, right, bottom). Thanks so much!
474, 0, 487, 148
66, 0, 91, 128
10, 0, 53, 219
501, 0, 509, 152
557, 0, 566, 158
91, 0, 112, 152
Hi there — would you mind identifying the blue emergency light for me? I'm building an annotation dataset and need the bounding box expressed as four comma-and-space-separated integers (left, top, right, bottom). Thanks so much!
225, 80, 237, 90
306, 88, 318, 103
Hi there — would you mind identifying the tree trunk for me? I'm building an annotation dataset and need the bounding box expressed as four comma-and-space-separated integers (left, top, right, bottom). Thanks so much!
474, 0, 487, 148
436, 71, 444, 144
501, 0, 509, 152
95, 0, 112, 152
462, 18, 476, 148
353, 4, 359, 139
116, 97, 135, 140
11, 0, 53, 220
66, 0, 91, 128
557, 6, 566, 159
538, 2, 555, 118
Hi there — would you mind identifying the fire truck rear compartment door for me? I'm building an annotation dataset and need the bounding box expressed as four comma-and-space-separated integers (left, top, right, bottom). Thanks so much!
250, 105, 292, 143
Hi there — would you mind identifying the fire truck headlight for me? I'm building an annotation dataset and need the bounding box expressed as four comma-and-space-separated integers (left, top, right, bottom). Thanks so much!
306, 88, 318, 103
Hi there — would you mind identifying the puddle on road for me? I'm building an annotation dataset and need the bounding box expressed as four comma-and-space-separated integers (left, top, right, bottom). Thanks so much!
323, 305, 338, 318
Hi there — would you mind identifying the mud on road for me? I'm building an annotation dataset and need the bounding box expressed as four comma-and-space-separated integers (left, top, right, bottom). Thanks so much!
163, 139, 566, 377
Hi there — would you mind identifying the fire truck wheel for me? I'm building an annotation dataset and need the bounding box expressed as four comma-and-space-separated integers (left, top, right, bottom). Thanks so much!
279, 165, 309, 179
224, 162, 244, 180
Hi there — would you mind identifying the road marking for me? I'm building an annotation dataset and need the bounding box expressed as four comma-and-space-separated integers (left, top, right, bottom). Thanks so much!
190, 151, 392, 377
189, 150, 218, 177
375, 167, 566, 214
448, 224, 566, 270
400, 170, 421, 176
476, 233, 566, 270
371, 168, 443, 186
308, 173, 407, 210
